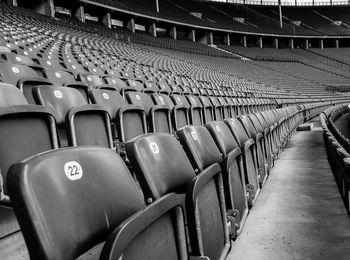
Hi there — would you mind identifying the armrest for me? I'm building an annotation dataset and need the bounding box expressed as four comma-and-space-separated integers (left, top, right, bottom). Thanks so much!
100, 193, 183, 260
0, 170, 11, 207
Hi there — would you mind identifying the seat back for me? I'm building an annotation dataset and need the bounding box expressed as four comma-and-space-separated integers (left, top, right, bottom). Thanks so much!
8, 147, 145, 260
0, 83, 28, 106
176, 126, 222, 173
126, 132, 230, 259
206, 121, 248, 230
126, 133, 195, 202
225, 118, 260, 202
0, 106, 58, 194
89, 88, 126, 121
33, 85, 87, 126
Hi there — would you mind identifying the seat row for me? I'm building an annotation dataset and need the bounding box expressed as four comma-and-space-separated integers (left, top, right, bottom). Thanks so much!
3, 88, 333, 259
320, 105, 350, 214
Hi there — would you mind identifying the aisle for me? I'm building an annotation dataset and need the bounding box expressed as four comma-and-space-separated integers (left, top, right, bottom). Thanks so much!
227, 119, 350, 260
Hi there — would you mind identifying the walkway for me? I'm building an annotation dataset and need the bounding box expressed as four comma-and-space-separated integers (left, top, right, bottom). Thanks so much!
227, 118, 350, 260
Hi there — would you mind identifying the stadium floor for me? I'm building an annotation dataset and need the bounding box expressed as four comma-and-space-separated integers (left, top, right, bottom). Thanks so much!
227, 118, 350, 260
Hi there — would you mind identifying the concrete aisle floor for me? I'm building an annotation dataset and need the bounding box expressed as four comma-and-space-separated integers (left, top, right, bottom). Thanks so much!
227, 119, 350, 260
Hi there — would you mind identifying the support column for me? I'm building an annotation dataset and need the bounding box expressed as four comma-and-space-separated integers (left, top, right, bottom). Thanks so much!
289, 38, 294, 49
242, 35, 247, 47
320, 39, 324, 49
169, 26, 177, 40
75, 5, 85, 23
335, 39, 339, 48
189, 29, 196, 42
224, 34, 231, 46
305, 39, 309, 49
257, 36, 263, 48
103, 13, 112, 29
127, 18, 135, 33
207, 32, 213, 45
48, 0, 55, 17
273, 38, 279, 49
148, 23, 157, 37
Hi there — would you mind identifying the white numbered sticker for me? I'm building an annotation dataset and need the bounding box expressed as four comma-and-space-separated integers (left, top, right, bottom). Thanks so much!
47, 61, 52, 66
54, 90, 63, 99
216, 125, 221, 133
87, 76, 92, 82
136, 94, 141, 101
55, 72, 61, 78
72, 65, 76, 69
191, 131, 198, 141
103, 93, 109, 100
15, 56, 21, 62
11, 67, 19, 74
112, 79, 116, 84
64, 161, 83, 181
150, 142, 159, 154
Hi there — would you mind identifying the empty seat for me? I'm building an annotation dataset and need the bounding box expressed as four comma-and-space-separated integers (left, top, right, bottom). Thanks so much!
0, 83, 28, 106
152, 93, 189, 131
126, 133, 231, 259
33, 86, 112, 148
177, 124, 247, 237
0, 104, 58, 204
225, 118, 260, 204
0, 62, 52, 103
239, 115, 268, 185
7, 146, 149, 260
89, 88, 147, 158
206, 121, 249, 234
125, 92, 172, 134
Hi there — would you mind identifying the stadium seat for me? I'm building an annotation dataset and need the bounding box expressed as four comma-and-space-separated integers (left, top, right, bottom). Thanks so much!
239, 115, 268, 185
7, 147, 147, 259
225, 117, 260, 204
126, 133, 231, 259
152, 93, 189, 130
0, 105, 58, 205
206, 121, 249, 234
33, 86, 112, 148
0, 62, 52, 103
125, 92, 172, 134
177, 124, 247, 237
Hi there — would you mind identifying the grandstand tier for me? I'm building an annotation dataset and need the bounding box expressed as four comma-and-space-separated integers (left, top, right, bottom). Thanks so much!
0, 0, 350, 259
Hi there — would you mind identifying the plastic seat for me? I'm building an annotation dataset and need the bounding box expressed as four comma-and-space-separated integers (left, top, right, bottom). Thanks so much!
126, 133, 231, 260
206, 121, 249, 234
0, 104, 58, 206
0, 83, 28, 106
7, 146, 151, 260
125, 92, 172, 134
79, 73, 104, 88
152, 93, 189, 131
199, 96, 215, 124
33, 86, 112, 148
102, 76, 134, 96
239, 115, 268, 185
225, 118, 260, 205
178, 123, 247, 237
186, 95, 204, 126
209, 97, 224, 121
0, 62, 52, 103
